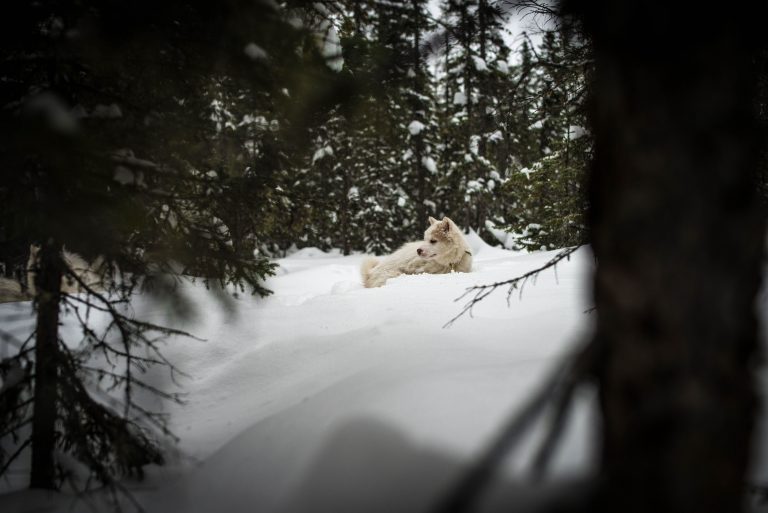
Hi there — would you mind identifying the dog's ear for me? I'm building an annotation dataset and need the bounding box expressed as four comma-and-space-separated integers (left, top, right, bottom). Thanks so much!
428, 216, 438, 226
441, 219, 451, 232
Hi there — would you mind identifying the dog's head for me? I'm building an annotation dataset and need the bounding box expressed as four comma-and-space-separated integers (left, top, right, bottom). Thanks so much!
416, 216, 458, 259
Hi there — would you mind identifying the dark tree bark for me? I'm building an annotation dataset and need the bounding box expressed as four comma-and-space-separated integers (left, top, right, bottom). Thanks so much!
412, 0, 428, 231
576, 3, 767, 512
341, 167, 352, 256
29, 241, 63, 489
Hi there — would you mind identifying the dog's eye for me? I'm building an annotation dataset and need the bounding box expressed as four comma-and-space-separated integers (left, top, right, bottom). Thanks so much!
430, 239, 437, 244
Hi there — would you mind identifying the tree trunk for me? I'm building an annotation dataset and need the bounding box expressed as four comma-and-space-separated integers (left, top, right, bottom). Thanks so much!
29, 241, 62, 489
412, 0, 427, 231
341, 167, 351, 255
477, 0, 489, 157
580, 4, 766, 512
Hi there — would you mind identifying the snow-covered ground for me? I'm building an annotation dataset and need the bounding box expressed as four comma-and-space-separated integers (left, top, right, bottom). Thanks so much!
2, 234, 764, 512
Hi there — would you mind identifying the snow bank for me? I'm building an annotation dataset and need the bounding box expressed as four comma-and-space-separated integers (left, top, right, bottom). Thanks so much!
14, 235, 766, 512
5, 234, 768, 513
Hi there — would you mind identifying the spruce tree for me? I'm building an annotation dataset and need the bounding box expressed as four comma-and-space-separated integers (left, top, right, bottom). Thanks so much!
401, 0, 440, 235
500, 29, 592, 250
436, 0, 510, 239
0, 0, 340, 493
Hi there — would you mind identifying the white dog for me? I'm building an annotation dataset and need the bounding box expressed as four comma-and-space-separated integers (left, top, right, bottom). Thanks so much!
361, 216, 472, 288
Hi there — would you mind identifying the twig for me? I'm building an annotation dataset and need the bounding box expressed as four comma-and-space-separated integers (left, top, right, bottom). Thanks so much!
0, 417, 33, 440
431, 339, 597, 513
530, 341, 596, 479
431, 357, 567, 513
444, 245, 581, 327
0, 438, 31, 477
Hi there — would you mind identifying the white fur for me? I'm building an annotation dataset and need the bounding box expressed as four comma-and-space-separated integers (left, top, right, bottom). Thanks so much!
362, 216, 472, 288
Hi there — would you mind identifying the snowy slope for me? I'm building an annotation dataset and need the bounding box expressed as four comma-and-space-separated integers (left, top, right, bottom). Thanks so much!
0, 237, 602, 512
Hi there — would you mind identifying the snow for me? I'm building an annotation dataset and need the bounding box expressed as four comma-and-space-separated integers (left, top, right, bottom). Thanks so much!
485, 220, 518, 250
568, 125, 588, 140
472, 56, 489, 72
489, 129, 504, 142
422, 156, 437, 173
9, 237, 768, 512
0, 236, 599, 512
311, 145, 334, 164
470, 135, 480, 155
453, 91, 467, 106
244, 43, 268, 61
286, 14, 303, 30
240, 114, 269, 128
315, 20, 344, 72
408, 120, 426, 135
467, 179, 483, 192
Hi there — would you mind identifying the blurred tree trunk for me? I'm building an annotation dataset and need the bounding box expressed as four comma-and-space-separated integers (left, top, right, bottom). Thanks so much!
577, 3, 766, 512
29, 241, 62, 489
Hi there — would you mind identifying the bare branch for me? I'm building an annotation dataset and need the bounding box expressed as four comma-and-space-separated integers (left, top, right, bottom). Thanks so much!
0, 438, 31, 477
432, 339, 597, 513
444, 245, 581, 327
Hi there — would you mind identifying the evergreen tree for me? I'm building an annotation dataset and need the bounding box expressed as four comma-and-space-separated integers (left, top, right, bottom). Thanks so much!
0, 0, 340, 493
436, 0, 510, 240
503, 39, 539, 171
400, 0, 440, 235
500, 29, 592, 250
578, 3, 766, 510
300, 0, 440, 255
